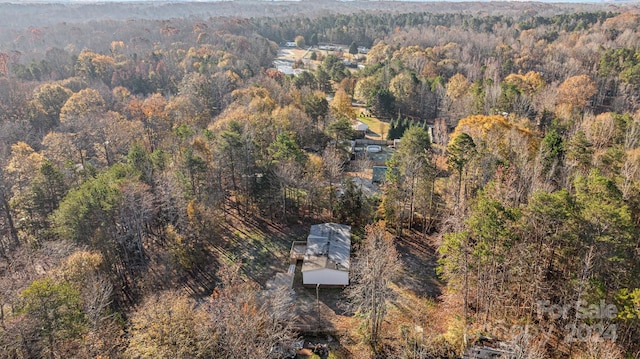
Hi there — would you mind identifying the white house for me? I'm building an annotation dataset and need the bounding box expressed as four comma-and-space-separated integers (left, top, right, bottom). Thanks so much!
301, 223, 351, 286
352, 120, 369, 133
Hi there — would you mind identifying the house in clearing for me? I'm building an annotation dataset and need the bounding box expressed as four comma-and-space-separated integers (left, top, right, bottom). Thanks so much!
352, 120, 369, 137
299, 223, 351, 286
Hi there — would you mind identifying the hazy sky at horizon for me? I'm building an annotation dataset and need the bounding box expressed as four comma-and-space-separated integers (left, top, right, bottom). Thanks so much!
2, 0, 612, 2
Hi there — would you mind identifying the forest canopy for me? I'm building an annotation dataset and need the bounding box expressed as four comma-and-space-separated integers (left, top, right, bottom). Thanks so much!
0, 1, 639, 358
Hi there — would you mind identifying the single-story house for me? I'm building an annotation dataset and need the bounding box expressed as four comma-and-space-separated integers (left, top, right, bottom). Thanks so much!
352, 120, 369, 134
301, 223, 351, 286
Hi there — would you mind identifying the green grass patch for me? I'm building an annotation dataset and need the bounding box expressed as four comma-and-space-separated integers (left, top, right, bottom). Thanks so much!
356, 113, 390, 140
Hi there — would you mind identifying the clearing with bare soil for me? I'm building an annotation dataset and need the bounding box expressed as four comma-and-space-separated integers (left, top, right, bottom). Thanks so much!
193, 207, 443, 358
287, 228, 442, 358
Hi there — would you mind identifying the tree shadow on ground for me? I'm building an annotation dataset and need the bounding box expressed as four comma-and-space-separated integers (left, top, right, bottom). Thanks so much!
365, 129, 382, 139
218, 209, 310, 287
394, 230, 442, 298
164, 207, 311, 298
291, 262, 351, 332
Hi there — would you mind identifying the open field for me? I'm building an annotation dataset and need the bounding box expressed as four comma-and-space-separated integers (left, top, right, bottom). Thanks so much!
279, 48, 314, 61
355, 109, 390, 140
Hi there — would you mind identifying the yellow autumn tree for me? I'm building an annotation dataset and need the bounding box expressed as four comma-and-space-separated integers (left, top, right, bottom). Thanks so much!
32, 83, 73, 123
125, 291, 215, 358
392, 45, 429, 74
59, 88, 106, 125
446, 73, 469, 100
5, 142, 45, 194
76, 50, 115, 84
504, 71, 546, 95
366, 41, 392, 65
331, 88, 355, 119
57, 251, 104, 284
354, 75, 378, 102
141, 93, 171, 148
557, 74, 596, 109
452, 114, 539, 163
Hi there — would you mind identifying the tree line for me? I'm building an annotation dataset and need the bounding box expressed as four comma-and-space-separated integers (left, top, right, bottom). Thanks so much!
0, 5, 639, 358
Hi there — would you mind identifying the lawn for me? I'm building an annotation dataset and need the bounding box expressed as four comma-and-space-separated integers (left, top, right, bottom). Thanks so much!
355, 110, 390, 140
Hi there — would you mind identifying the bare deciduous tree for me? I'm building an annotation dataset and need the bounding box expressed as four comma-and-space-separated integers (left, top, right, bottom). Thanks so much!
322, 147, 344, 217
344, 223, 402, 348
576, 334, 624, 359
272, 160, 304, 220
207, 261, 297, 358
125, 291, 215, 359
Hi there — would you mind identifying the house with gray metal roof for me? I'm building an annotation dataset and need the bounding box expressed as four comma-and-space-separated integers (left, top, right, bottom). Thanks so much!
301, 223, 351, 286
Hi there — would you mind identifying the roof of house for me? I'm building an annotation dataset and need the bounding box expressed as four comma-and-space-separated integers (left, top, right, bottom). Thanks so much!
301, 223, 351, 273
352, 120, 368, 131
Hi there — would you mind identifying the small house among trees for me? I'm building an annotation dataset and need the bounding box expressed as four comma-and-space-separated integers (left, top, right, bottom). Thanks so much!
301, 223, 351, 286
352, 120, 368, 137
